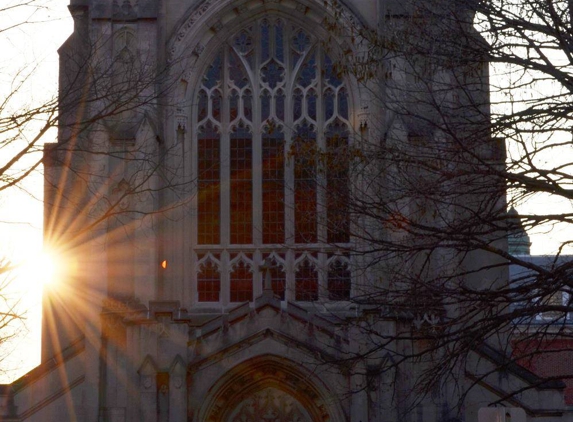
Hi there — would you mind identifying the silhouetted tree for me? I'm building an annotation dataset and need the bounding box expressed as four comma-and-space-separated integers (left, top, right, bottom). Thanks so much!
307, 0, 573, 412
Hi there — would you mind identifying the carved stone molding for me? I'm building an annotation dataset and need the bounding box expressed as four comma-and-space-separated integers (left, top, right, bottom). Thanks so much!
229, 387, 312, 422
168, 0, 215, 60
192, 43, 205, 57
211, 20, 224, 32
235, 4, 248, 14
168, 0, 364, 64
199, 356, 334, 422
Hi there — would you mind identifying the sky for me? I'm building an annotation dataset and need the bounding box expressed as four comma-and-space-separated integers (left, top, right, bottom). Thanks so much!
0, 0, 72, 382
0, 0, 571, 383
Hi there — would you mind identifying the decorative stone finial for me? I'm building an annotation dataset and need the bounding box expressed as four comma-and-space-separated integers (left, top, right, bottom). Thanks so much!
507, 207, 531, 255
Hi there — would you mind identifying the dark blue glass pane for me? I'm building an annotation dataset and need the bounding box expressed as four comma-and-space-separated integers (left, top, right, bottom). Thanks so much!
198, 89, 208, 121
230, 123, 251, 140
203, 52, 222, 89
261, 90, 271, 121
261, 59, 284, 89
212, 91, 221, 122
292, 29, 310, 53
338, 88, 349, 119
324, 89, 335, 121
198, 121, 219, 138
263, 123, 284, 139
261, 21, 270, 63
291, 29, 310, 70
276, 90, 285, 121
326, 119, 349, 139
275, 22, 284, 62
295, 121, 316, 143
234, 30, 253, 55
243, 90, 252, 122
297, 54, 316, 88
307, 90, 317, 121
230, 91, 239, 121
293, 89, 303, 121
324, 54, 343, 88
291, 51, 301, 70
229, 50, 249, 89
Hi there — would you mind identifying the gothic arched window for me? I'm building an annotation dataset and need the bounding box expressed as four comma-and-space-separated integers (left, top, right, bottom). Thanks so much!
193, 18, 351, 304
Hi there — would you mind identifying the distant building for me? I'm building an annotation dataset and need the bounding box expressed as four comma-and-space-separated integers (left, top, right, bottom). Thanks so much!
508, 210, 573, 407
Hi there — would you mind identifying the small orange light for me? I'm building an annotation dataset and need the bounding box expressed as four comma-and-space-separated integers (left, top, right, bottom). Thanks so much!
161, 260, 167, 269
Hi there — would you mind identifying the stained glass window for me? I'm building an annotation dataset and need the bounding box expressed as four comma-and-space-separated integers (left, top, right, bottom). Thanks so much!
230, 259, 253, 302
262, 126, 285, 244
193, 18, 352, 304
197, 258, 220, 302
197, 125, 220, 245
295, 258, 319, 302
328, 258, 351, 300
230, 126, 253, 244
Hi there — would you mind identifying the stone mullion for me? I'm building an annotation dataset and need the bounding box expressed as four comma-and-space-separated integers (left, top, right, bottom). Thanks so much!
221, 47, 231, 249
186, 94, 199, 305
220, 48, 231, 306
285, 249, 295, 301
253, 249, 263, 298
191, 252, 198, 305
316, 48, 329, 299
253, 20, 263, 248
138, 357, 158, 422
284, 22, 295, 251
221, 249, 230, 306
350, 108, 364, 301
284, 23, 295, 300
190, 94, 199, 304
316, 47, 327, 246
318, 252, 328, 300
168, 357, 187, 422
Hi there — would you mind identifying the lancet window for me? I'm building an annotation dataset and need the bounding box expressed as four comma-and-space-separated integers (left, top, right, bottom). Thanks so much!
192, 18, 352, 304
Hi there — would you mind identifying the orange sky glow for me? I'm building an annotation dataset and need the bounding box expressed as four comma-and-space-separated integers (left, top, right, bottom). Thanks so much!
0, 0, 72, 383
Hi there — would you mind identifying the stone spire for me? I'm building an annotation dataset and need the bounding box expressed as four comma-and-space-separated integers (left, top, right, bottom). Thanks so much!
507, 207, 531, 255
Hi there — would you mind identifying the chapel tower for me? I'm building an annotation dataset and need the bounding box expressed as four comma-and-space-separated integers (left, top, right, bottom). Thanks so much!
0, 1, 568, 421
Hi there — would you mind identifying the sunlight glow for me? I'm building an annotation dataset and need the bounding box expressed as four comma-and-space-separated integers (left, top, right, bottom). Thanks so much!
0, 1, 74, 382
20, 250, 60, 288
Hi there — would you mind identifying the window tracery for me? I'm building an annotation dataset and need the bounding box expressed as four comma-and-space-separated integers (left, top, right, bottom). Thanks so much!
263, 252, 287, 300
295, 254, 319, 301
327, 255, 351, 300
193, 17, 352, 304
230, 260, 254, 302
197, 254, 221, 302
229, 387, 312, 422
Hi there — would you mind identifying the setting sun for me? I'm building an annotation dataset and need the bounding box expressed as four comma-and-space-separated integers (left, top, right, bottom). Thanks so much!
20, 250, 59, 288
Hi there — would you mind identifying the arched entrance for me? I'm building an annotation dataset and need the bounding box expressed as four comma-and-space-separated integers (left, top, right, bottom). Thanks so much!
227, 387, 312, 422
196, 355, 342, 422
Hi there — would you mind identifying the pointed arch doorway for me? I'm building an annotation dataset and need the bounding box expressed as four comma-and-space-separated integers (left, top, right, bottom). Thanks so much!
195, 355, 342, 422
227, 387, 312, 422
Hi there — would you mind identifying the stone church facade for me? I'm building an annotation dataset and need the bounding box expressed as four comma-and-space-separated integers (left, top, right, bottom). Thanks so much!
0, 0, 571, 421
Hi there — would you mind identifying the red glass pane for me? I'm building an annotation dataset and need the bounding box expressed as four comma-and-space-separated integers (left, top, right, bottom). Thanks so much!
230, 262, 253, 302
198, 135, 220, 244
198, 261, 220, 302
230, 136, 253, 244
295, 262, 318, 301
